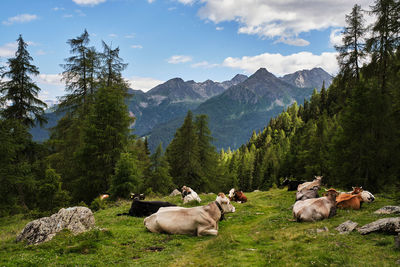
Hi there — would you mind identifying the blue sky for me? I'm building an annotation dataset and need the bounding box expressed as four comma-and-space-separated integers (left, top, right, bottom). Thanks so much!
1, 0, 373, 101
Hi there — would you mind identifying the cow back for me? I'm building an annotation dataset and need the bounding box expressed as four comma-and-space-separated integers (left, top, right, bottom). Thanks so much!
129, 200, 176, 217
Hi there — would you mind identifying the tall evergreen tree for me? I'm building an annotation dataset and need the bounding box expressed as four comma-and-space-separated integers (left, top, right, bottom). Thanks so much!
146, 144, 174, 195
166, 111, 204, 191
100, 41, 128, 87
0, 35, 47, 126
335, 4, 366, 81
59, 29, 95, 112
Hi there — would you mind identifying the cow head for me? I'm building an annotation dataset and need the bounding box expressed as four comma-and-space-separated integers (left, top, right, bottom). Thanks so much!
130, 193, 145, 200
216, 193, 235, 213
324, 188, 339, 201
360, 191, 375, 203
351, 186, 363, 194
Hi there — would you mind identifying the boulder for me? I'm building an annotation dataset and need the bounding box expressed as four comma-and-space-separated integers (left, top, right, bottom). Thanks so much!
336, 220, 358, 234
358, 217, 400, 235
169, 189, 181, 197
374, 206, 400, 215
16, 206, 95, 245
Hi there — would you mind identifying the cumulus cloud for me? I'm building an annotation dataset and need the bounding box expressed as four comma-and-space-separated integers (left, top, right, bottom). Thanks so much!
216, 26, 224, 31
329, 28, 343, 47
0, 42, 17, 57
191, 61, 218, 68
177, 0, 196, 4
194, 0, 372, 46
131, 45, 143, 49
52, 7, 65, 11
109, 33, 118, 38
222, 51, 338, 76
125, 34, 135, 39
128, 76, 164, 92
72, 0, 106, 6
37, 74, 64, 86
167, 55, 192, 64
2, 14, 38, 25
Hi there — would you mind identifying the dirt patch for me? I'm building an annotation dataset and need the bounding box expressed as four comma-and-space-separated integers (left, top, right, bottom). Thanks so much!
145, 246, 165, 252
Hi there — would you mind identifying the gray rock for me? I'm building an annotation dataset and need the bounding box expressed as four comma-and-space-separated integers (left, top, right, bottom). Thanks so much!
16, 207, 95, 245
374, 206, 400, 215
169, 189, 181, 197
316, 226, 329, 233
336, 220, 358, 234
358, 217, 400, 235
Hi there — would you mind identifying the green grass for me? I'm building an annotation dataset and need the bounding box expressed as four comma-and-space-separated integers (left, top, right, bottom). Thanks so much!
0, 189, 399, 266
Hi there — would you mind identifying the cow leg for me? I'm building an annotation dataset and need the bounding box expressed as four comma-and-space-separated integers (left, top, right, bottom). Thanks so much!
198, 228, 218, 236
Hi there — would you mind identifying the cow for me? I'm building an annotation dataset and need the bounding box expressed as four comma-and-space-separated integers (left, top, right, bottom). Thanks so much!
144, 193, 235, 236
99, 194, 110, 200
181, 186, 201, 204
282, 178, 306, 191
336, 190, 375, 210
130, 193, 145, 200
228, 188, 248, 203
296, 186, 319, 201
297, 176, 323, 192
293, 189, 339, 222
117, 199, 176, 217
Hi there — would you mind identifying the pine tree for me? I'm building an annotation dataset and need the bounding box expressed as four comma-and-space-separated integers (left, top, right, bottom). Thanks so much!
110, 153, 142, 199
75, 84, 132, 202
166, 111, 204, 191
59, 29, 95, 112
335, 4, 366, 81
0, 34, 47, 127
100, 41, 128, 87
147, 144, 174, 195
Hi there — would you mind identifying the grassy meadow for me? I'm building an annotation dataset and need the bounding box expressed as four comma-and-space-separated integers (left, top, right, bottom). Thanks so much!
0, 188, 399, 266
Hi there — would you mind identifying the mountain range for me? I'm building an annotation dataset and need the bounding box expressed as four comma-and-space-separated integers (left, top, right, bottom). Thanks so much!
31, 67, 332, 151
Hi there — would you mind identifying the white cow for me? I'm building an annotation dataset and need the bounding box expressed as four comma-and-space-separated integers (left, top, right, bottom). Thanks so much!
181, 186, 201, 204
144, 193, 235, 236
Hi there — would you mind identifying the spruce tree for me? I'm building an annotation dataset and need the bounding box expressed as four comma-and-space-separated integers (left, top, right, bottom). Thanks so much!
166, 111, 204, 191
0, 34, 47, 127
147, 143, 174, 195
100, 41, 128, 87
335, 4, 366, 81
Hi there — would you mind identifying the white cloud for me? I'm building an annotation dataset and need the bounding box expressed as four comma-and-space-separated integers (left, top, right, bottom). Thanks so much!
191, 61, 218, 68
148, 0, 156, 3
329, 28, 343, 47
2, 14, 38, 26
194, 0, 373, 46
177, 0, 197, 4
125, 34, 135, 39
52, 7, 65, 11
167, 55, 192, 64
131, 45, 143, 49
37, 74, 64, 86
63, 14, 74, 18
168, 7, 177, 11
36, 49, 47, 56
127, 76, 164, 92
216, 26, 224, 31
72, 0, 106, 6
109, 33, 118, 38
0, 42, 17, 57
222, 51, 338, 76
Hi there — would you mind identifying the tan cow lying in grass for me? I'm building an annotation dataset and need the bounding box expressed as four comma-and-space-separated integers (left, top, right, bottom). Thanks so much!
293, 189, 338, 222
144, 193, 235, 236
296, 176, 323, 201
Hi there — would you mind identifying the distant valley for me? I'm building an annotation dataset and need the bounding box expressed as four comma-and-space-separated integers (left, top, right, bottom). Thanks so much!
31, 67, 332, 151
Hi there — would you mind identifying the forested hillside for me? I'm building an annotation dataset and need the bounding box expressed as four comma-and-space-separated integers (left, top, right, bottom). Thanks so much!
0, 1, 399, 217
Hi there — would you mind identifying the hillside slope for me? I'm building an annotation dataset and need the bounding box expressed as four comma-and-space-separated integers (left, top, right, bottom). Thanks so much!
0, 189, 397, 266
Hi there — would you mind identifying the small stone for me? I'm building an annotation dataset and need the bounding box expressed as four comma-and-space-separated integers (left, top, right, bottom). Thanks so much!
316, 226, 329, 233
336, 220, 358, 234
358, 217, 400, 235
169, 189, 181, 197
374, 206, 400, 215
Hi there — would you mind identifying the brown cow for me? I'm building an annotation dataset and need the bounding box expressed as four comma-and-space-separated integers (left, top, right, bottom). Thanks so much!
293, 189, 338, 222
336, 189, 375, 210
144, 193, 235, 236
228, 188, 247, 203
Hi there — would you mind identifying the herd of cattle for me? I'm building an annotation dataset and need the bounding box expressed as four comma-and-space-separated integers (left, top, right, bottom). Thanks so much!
112, 178, 375, 236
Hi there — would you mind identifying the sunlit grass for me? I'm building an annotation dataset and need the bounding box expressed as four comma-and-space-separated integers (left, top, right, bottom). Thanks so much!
0, 189, 398, 266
